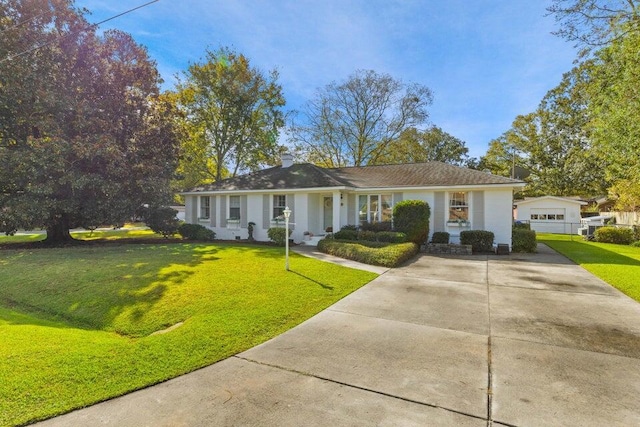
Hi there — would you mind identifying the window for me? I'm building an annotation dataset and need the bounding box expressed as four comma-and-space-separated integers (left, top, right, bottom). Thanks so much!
229, 196, 240, 220
199, 196, 210, 219
273, 194, 286, 219
358, 194, 392, 224
531, 212, 565, 221
448, 192, 468, 222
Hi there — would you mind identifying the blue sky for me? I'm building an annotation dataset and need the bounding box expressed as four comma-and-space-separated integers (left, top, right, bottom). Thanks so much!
76, 0, 577, 159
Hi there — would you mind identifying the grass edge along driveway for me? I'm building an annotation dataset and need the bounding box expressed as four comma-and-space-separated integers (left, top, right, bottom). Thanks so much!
0, 242, 377, 427
537, 233, 640, 303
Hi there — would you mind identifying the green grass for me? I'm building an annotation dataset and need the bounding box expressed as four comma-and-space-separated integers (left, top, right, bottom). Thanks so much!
0, 225, 159, 245
0, 242, 377, 426
537, 233, 640, 302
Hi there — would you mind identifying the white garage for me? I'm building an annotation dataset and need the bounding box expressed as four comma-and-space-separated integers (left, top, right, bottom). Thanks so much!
514, 196, 586, 234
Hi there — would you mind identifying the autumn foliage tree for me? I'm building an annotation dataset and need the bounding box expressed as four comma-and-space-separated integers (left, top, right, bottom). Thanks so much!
0, 0, 180, 243
174, 47, 286, 184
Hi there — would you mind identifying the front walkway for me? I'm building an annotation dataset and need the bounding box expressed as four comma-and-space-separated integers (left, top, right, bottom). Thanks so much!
36, 244, 640, 426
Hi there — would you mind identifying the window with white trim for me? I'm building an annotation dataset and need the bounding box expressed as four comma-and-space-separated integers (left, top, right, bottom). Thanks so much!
199, 196, 210, 219
229, 196, 240, 220
358, 194, 393, 224
448, 192, 469, 222
273, 194, 286, 219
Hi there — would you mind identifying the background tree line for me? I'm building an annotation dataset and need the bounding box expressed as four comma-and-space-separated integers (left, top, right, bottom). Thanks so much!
479, 0, 640, 211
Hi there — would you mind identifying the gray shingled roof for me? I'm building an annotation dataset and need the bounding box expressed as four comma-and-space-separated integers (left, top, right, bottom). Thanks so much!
188, 161, 522, 192
329, 162, 521, 187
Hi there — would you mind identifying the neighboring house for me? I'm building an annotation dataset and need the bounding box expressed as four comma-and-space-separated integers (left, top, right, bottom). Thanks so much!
514, 196, 586, 234
181, 155, 525, 246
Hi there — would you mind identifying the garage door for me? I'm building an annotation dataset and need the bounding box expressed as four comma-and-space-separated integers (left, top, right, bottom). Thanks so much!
530, 208, 567, 234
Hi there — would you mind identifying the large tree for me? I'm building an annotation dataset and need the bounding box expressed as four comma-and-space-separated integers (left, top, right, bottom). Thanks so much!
290, 70, 433, 167
374, 126, 469, 166
548, 0, 640, 54
174, 47, 285, 184
0, 0, 180, 243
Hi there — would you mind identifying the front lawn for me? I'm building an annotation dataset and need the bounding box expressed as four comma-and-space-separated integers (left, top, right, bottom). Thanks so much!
537, 233, 640, 302
0, 242, 377, 426
0, 225, 158, 245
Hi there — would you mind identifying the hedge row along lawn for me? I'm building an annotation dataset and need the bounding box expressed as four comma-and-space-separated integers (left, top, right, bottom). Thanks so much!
537, 233, 640, 303
0, 242, 377, 426
317, 239, 419, 267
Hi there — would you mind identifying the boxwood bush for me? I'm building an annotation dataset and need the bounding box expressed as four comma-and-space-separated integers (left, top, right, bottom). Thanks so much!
334, 229, 358, 240
317, 239, 419, 267
512, 229, 536, 253
357, 230, 377, 242
267, 227, 291, 246
144, 206, 179, 238
460, 230, 494, 253
513, 221, 531, 230
375, 231, 407, 243
594, 226, 635, 245
393, 200, 430, 244
431, 231, 450, 244
178, 223, 216, 241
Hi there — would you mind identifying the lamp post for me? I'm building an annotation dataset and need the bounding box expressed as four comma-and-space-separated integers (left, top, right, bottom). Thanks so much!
283, 206, 291, 271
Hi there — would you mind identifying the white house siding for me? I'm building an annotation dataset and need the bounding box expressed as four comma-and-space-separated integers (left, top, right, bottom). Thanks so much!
515, 197, 583, 235
484, 190, 514, 246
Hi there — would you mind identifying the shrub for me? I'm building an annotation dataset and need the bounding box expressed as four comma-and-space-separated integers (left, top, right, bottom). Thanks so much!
359, 221, 393, 232
144, 206, 179, 238
460, 230, 494, 253
431, 231, 450, 244
633, 225, 640, 241
317, 239, 419, 267
513, 221, 531, 230
392, 200, 430, 244
512, 229, 536, 253
334, 229, 358, 240
267, 227, 291, 246
375, 231, 407, 243
178, 223, 216, 241
357, 230, 377, 241
340, 224, 358, 231
631, 241, 640, 248
594, 226, 634, 245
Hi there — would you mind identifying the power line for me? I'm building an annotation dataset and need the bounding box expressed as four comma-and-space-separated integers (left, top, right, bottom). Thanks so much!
0, 0, 160, 64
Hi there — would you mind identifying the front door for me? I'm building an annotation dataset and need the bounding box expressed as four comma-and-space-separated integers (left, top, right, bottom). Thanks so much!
323, 197, 333, 231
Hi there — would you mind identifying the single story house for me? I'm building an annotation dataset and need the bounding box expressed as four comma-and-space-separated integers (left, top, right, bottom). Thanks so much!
514, 196, 586, 234
181, 155, 525, 246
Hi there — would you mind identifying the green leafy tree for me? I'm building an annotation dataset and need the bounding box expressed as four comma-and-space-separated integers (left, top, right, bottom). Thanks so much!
548, 0, 640, 55
0, 0, 180, 242
174, 47, 286, 183
290, 70, 433, 167
374, 126, 469, 166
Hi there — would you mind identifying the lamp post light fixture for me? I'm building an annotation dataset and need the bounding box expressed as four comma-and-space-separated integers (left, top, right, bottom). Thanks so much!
283, 206, 291, 271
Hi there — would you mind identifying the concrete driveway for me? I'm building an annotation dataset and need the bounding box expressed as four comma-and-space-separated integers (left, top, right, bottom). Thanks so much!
35, 244, 640, 426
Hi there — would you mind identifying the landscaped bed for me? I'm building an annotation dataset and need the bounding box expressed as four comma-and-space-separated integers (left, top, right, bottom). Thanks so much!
537, 233, 640, 303
0, 241, 376, 426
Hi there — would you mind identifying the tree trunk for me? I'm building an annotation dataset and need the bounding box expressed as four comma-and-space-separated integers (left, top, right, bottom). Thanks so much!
44, 215, 75, 244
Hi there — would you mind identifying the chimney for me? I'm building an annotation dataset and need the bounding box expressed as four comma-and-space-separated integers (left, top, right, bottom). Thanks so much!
281, 153, 294, 168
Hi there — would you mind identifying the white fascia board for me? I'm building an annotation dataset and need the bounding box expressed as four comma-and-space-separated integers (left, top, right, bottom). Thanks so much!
514, 195, 587, 206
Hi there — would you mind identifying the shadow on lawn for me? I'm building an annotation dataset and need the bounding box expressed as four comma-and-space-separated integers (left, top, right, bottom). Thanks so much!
289, 270, 334, 290
0, 244, 221, 335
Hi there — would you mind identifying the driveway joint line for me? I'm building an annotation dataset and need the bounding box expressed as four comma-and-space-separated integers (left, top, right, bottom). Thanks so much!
326, 308, 490, 338
486, 258, 494, 426
490, 334, 640, 360
234, 355, 489, 423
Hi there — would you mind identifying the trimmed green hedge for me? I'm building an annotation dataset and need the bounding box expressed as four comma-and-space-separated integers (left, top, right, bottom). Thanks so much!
317, 239, 419, 267
460, 230, 494, 253
594, 226, 635, 245
267, 227, 291, 246
178, 223, 216, 241
393, 200, 430, 244
431, 231, 450, 244
333, 229, 407, 243
512, 229, 536, 253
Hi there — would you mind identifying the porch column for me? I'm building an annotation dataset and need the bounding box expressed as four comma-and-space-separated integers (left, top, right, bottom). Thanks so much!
332, 191, 341, 233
